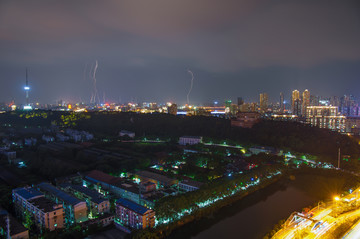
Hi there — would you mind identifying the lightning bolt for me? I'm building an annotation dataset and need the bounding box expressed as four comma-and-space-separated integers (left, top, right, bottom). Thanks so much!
187, 70, 194, 106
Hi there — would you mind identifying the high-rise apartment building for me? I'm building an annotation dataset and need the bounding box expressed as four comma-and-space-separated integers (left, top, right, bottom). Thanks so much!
237, 97, 244, 106
291, 90, 300, 115
330, 96, 340, 107
302, 89, 310, 117
340, 95, 358, 116
293, 99, 302, 116
310, 95, 319, 106
259, 93, 268, 113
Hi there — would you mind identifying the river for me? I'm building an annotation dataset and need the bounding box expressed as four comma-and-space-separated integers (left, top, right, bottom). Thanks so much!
168, 174, 345, 239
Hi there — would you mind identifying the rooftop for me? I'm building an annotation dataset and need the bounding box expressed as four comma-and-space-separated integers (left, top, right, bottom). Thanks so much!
179, 136, 202, 139
13, 187, 44, 200
28, 197, 62, 213
37, 182, 83, 206
60, 183, 108, 204
180, 179, 204, 188
85, 170, 121, 185
136, 170, 176, 185
120, 130, 135, 134
116, 198, 151, 215
112, 181, 139, 194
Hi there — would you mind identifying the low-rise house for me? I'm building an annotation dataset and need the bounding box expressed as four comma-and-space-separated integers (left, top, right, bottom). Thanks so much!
179, 179, 204, 192
24, 138, 37, 146
42, 135, 55, 143
56, 133, 70, 142
2, 151, 16, 160
110, 181, 140, 204
135, 170, 178, 188
140, 182, 156, 193
248, 146, 282, 156
84, 170, 122, 191
81, 213, 114, 228
178, 136, 203, 145
119, 130, 135, 138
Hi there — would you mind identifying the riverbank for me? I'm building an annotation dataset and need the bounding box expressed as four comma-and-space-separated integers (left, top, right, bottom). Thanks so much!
166, 168, 360, 239
133, 171, 284, 238
265, 169, 360, 239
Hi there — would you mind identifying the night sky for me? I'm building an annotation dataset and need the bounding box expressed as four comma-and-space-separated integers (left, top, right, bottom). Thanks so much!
1, 0, 360, 105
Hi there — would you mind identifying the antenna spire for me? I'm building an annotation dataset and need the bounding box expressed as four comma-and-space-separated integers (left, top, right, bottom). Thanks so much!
26, 68, 28, 86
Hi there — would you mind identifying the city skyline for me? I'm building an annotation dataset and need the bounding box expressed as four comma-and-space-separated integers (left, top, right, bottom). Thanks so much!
1, 1, 360, 104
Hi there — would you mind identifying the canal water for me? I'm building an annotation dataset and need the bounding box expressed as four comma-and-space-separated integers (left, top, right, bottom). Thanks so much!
169, 174, 341, 239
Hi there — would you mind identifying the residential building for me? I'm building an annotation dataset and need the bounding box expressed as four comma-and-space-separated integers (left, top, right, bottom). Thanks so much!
302, 89, 310, 116
119, 130, 135, 138
0, 208, 29, 239
59, 184, 110, 216
179, 179, 204, 192
259, 93, 268, 113
231, 112, 261, 128
237, 97, 244, 106
178, 136, 203, 145
115, 198, 155, 231
135, 171, 178, 188
293, 99, 302, 116
306, 106, 346, 132
291, 90, 300, 114
83, 170, 122, 191
12, 187, 64, 231
345, 116, 360, 135
36, 183, 88, 224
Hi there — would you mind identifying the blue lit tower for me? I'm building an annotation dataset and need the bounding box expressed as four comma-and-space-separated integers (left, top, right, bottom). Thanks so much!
24, 68, 30, 106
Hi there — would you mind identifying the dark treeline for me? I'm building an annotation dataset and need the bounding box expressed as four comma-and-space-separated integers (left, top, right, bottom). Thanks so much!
75, 112, 360, 159
1, 111, 360, 166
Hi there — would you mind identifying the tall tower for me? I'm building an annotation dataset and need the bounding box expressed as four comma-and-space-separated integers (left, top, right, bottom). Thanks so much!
302, 89, 310, 117
24, 68, 31, 110
291, 90, 300, 114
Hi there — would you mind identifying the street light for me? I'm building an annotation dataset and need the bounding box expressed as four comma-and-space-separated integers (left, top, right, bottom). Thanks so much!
334, 196, 340, 217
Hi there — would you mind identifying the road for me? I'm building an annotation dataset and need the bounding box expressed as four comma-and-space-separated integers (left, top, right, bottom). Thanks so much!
272, 188, 360, 239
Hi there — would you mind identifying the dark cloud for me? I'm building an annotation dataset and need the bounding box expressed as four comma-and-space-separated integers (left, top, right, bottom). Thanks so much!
0, 0, 359, 104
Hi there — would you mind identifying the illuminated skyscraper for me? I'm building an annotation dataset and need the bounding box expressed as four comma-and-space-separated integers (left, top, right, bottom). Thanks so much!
259, 93, 268, 113
302, 89, 310, 117
291, 90, 300, 114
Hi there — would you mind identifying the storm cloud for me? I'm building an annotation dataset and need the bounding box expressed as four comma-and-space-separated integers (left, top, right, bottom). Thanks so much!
1, 0, 360, 104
